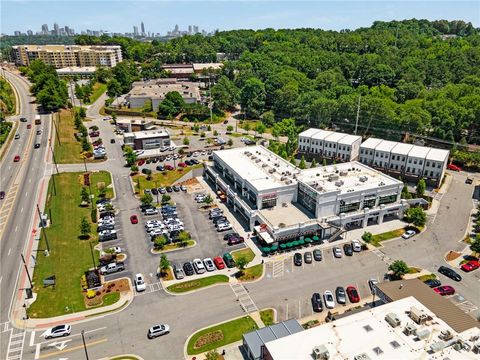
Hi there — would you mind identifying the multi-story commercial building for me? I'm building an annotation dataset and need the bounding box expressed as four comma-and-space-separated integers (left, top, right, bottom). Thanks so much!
126, 78, 200, 110
205, 146, 406, 244
298, 128, 362, 162
11, 45, 123, 68
123, 129, 170, 150
160, 63, 223, 80
360, 137, 450, 186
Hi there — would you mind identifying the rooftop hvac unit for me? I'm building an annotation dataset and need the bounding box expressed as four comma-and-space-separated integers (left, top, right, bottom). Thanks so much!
416, 328, 430, 340
354, 354, 371, 360
262, 163, 268, 167
268, 168, 276, 174
385, 313, 401, 328
403, 323, 417, 336
285, 180, 293, 185
251, 155, 256, 160
439, 330, 453, 341
255, 159, 261, 163
280, 176, 286, 181
334, 180, 344, 187
328, 174, 339, 182
472, 343, 480, 354
409, 306, 428, 325
312, 345, 329, 360
359, 176, 368, 182
340, 171, 348, 176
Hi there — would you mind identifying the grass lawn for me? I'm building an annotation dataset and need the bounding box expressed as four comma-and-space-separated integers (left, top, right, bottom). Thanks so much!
238, 120, 272, 134
166, 275, 229, 294
93, 292, 120, 307
133, 165, 203, 192
238, 264, 263, 281
370, 226, 423, 247
85, 83, 107, 105
260, 309, 274, 326
187, 316, 258, 355
231, 248, 255, 263
28, 171, 113, 318
53, 109, 87, 164
418, 273, 437, 281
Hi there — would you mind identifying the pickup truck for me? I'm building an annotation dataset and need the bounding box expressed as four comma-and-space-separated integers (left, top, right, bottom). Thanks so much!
100, 262, 125, 275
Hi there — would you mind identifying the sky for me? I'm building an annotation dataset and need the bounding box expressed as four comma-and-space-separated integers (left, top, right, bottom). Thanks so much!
1, 1, 479, 35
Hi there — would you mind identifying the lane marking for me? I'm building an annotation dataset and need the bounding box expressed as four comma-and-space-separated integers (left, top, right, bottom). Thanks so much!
38, 338, 107, 359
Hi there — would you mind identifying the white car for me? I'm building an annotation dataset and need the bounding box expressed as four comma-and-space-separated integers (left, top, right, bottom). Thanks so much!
108, 246, 122, 254
216, 223, 232, 232
147, 324, 170, 339
351, 239, 362, 252
333, 247, 342, 258
150, 228, 169, 237
402, 230, 416, 239
145, 220, 163, 228
44, 324, 71, 339
160, 146, 168, 152
168, 224, 184, 232
164, 218, 183, 226
169, 146, 176, 151
99, 229, 117, 237
203, 258, 215, 272
145, 208, 159, 215
192, 258, 206, 274
323, 291, 336, 309
134, 273, 146, 292
192, 151, 199, 157
99, 219, 115, 226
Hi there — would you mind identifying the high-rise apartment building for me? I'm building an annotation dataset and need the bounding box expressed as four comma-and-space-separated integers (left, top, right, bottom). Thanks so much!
141, 22, 145, 36
53, 23, 59, 35
12, 45, 123, 68
133, 26, 139, 36
41, 24, 49, 34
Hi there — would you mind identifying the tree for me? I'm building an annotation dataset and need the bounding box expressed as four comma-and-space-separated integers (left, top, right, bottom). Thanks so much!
401, 184, 412, 199
362, 231, 373, 243
404, 207, 427, 227
81, 187, 90, 203
211, 76, 239, 111
470, 237, 480, 254
388, 260, 410, 279
240, 77, 266, 119
227, 139, 234, 147
310, 158, 317, 168
162, 194, 171, 204
299, 155, 307, 169
106, 78, 122, 98
213, 130, 218, 136
153, 235, 168, 250
141, 192, 153, 205
255, 122, 266, 138
205, 349, 220, 360
203, 194, 213, 205
243, 122, 251, 133
123, 146, 137, 166
159, 254, 170, 276
416, 178, 426, 197
322, 158, 327, 166
183, 137, 190, 146
235, 256, 250, 277
158, 91, 185, 118
79, 217, 91, 239
178, 231, 191, 247
226, 125, 234, 132
261, 111, 275, 127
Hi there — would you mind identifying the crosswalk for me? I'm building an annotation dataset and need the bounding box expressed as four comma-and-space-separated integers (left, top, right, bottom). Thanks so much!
230, 283, 258, 313
134, 281, 163, 296
456, 300, 478, 313
1, 321, 11, 333
5, 328, 26, 360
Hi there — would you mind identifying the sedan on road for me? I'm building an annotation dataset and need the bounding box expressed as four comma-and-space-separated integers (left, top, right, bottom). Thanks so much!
346, 285, 360, 303
293, 253, 302, 266
147, 324, 170, 339
130, 215, 138, 224
434, 285, 455, 296
323, 290, 335, 309
461, 260, 480, 272
13, 155, 20, 162
44, 325, 71, 339
333, 247, 342, 258
134, 273, 146, 292
438, 266, 462, 281
335, 286, 346, 304
311, 293, 323, 312
0, 191, 5, 200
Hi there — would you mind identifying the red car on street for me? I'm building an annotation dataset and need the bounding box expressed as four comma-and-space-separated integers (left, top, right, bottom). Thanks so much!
461, 260, 480, 272
346, 285, 360, 303
213, 256, 225, 270
447, 163, 462, 171
130, 215, 138, 224
27, 124, 32, 129
434, 285, 455, 296
13, 155, 20, 162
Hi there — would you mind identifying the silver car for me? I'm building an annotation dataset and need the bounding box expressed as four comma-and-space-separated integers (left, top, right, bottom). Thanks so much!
203, 258, 215, 272
333, 247, 342, 258
147, 324, 170, 339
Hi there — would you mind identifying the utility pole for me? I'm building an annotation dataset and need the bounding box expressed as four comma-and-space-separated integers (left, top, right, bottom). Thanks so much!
155, 180, 160, 205
36, 204, 50, 252
354, 95, 361, 136
49, 143, 59, 175
20, 254, 33, 288
81, 330, 90, 360
53, 113, 61, 146
89, 242, 96, 269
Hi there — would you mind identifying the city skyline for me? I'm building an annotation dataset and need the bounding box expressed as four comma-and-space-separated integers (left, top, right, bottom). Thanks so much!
2, 1, 479, 36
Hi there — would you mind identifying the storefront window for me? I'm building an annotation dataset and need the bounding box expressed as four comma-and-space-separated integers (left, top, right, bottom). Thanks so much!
261, 197, 277, 209
298, 183, 316, 214
339, 201, 360, 213
379, 194, 398, 205
363, 198, 376, 208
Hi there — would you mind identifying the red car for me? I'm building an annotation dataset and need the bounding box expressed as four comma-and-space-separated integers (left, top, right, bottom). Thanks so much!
178, 162, 187, 168
228, 237, 245, 246
137, 159, 145, 166
13, 155, 20, 162
434, 285, 455, 296
213, 256, 225, 270
130, 215, 138, 224
27, 124, 32, 129
461, 260, 480, 272
447, 163, 462, 171
165, 164, 174, 171
346, 285, 360, 303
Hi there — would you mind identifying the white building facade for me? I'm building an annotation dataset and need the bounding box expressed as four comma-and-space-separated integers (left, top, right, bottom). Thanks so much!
298, 129, 362, 162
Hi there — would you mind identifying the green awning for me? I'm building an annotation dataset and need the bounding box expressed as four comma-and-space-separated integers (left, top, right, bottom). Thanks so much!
312, 236, 320, 242
286, 242, 293, 248
279, 243, 287, 249
298, 239, 305, 245
292, 240, 299, 247
262, 247, 271, 253
304, 237, 312, 243
270, 245, 278, 251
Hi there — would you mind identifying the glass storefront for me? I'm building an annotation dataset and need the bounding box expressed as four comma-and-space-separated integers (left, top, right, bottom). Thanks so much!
379, 194, 398, 205
298, 183, 317, 214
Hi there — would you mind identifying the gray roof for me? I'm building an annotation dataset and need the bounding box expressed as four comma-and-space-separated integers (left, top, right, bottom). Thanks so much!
243, 319, 303, 359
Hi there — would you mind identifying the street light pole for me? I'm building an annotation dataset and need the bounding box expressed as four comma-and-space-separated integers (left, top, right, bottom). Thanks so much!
81, 330, 90, 360
354, 95, 361, 136
20, 254, 33, 288
36, 204, 50, 252
155, 180, 160, 205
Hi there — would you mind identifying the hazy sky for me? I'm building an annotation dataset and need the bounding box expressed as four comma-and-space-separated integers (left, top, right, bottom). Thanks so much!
1, 1, 479, 35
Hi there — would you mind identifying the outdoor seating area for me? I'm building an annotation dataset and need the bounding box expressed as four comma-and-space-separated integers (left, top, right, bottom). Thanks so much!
261, 235, 322, 255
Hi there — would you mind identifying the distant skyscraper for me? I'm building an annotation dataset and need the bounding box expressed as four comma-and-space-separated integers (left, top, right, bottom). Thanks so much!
193, 25, 199, 33
14, 31, 21, 36
53, 22, 59, 35
188, 25, 192, 34
133, 26, 139, 36
141, 21, 145, 35
174, 24, 179, 34
65, 26, 71, 36
41, 24, 49, 34
27, 30, 33, 36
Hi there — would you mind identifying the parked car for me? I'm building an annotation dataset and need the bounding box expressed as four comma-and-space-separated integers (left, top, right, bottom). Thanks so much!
217, 223, 232, 232
346, 285, 360, 303
335, 286, 347, 304
130, 215, 138, 224
137, 159, 145, 166
172, 185, 180, 192
44, 325, 71, 339
434, 285, 455, 296
323, 290, 335, 309
145, 208, 159, 216
311, 293, 323, 312
180, 185, 187, 192
424, 279, 441, 288
466, 177, 474, 184
212, 216, 227, 224
213, 257, 225, 270
228, 237, 245, 246
343, 243, 353, 256
193, 258, 206, 274
304, 252, 313, 264
183, 262, 194, 276
313, 249, 322, 261
100, 262, 125, 274
178, 162, 187, 168
293, 253, 302, 266
438, 266, 462, 281
402, 230, 416, 239
173, 265, 185, 280
224, 232, 239, 240
223, 253, 236, 268
165, 165, 174, 171
166, 186, 173, 193
368, 279, 379, 294
147, 324, 170, 339
134, 273, 146, 292
447, 163, 461, 171
461, 260, 480, 272
333, 247, 342, 258
351, 239, 362, 252
156, 165, 165, 172
151, 188, 158, 195
203, 258, 215, 272
159, 186, 166, 194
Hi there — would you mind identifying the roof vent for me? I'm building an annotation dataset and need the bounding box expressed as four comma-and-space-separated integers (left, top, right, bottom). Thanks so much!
359, 176, 368, 182
340, 171, 348, 176
335, 180, 344, 187
354, 354, 371, 360
385, 313, 401, 328
409, 306, 428, 324
312, 345, 329, 360
439, 330, 453, 341
403, 323, 417, 336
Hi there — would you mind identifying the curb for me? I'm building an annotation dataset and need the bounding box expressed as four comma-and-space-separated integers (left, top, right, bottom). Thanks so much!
162, 275, 233, 296
150, 240, 197, 254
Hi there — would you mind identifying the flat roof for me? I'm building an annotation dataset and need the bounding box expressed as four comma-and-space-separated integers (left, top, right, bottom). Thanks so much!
375, 140, 398, 153
128, 81, 199, 99
337, 134, 361, 145
361, 137, 383, 150
298, 161, 401, 195
376, 279, 479, 333
391, 142, 414, 156
192, 63, 223, 71
409, 145, 430, 159
310, 129, 333, 141
324, 132, 347, 143
259, 202, 315, 229
264, 296, 480, 360
425, 148, 450, 162
56, 66, 97, 73
298, 128, 321, 138
124, 130, 169, 139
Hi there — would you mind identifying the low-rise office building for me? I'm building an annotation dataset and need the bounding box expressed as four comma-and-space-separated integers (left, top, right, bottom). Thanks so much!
298, 128, 362, 162
56, 66, 96, 78
126, 78, 200, 110
359, 137, 450, 186
204, 146, 406, 244
116, 119, 155, 133
123, 129, 170, 150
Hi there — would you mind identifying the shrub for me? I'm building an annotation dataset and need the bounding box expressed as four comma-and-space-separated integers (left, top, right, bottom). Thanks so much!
86, 290, 96, 299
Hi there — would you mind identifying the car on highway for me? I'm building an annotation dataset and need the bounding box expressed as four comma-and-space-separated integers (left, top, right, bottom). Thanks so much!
213, 257, 225, 270
14, 133, 20, 139
193, 258, 206, 274
461, 260, 480, 272
203, 258, 215, 272
333, 247, 342, 258
346, 285, 360, 303
183, 262, 194, 276
438, 266, 462, 281
34, 143, 41, 149
293, 253, 302, 266
173, 265, 185, 280
20, 117, 27, 122
368, 279, 379, 294
130, 214, 138, 224
311, 293, 323, 312
13, 155, 20, 162
0, 191, 5, 200
335, 286, 346, 304
423, 279, 441, 288
402, 230, 416, 239
433, 285, 455, 296
447, 163, 461, 171
343, 243, 353, 256
134, 273, 146, 292
44, 324, 71, 339
27, 124, 32, 129
304, 252, 313, 264
313, 249, 322, 261
36, 129, 42, 135
147, 324, 170, 339
323, 290, 335, 309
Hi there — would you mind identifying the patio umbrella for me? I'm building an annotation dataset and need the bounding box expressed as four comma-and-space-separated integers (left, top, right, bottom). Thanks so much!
298, 239, 305, 246
279, 243, 287, 249
304, 237, 312, 243
292, 240, 299, 247
286, 242, 293, 248
270, 244, 278, 252
312, 236, 320, 242
262, 247, 271, 254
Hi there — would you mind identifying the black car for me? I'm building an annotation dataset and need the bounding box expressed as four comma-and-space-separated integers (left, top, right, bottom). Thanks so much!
424, 279, 442, 288
151, 188, 158, 195
110, 139, 115, 144
166, 186, 173, 193
183, 262, 195, 276
99, 211, 115, 219
20, 117, 27, 122
293, 253, 302, 266
213, 216, 227, 224
156, 165, 165, 171
210, 213, 225, 220
313, 249, 322, 261
172, 185, 180, 192
343, 243, 353, 256
438, 266, 462, 281
463, 255, 479, 262
311, 293, 323, 312
34, 143, 41, 149
0, 191, 5, 200
224, 232, 239, 240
